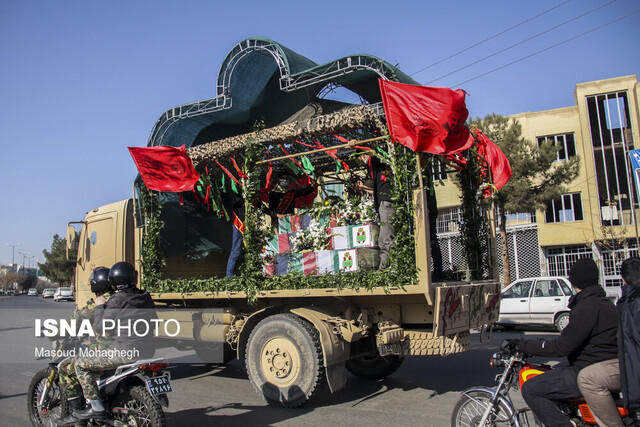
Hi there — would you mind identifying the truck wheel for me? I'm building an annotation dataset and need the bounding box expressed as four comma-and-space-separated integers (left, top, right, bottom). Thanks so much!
245, 313, 325, 408
194, 342, 235, 364
346, 354, 404, 379
555, 312, 570, 332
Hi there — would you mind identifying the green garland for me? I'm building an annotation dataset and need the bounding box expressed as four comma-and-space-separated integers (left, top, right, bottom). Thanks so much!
458, 150, 491, 280
387, 142, 417, 279
141, 132, 419, 303
139, 188, 165, 289
240, 140, 270, 303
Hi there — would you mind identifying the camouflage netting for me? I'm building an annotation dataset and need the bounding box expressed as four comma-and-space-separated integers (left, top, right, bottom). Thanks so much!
187, 103, 388, 168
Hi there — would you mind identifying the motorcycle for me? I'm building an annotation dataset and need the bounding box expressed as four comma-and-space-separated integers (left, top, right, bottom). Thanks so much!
27, 338, 172, 427
451, 340, 639, 426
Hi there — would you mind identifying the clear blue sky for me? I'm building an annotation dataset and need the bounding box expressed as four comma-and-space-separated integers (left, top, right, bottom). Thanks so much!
1, 0, 639, 268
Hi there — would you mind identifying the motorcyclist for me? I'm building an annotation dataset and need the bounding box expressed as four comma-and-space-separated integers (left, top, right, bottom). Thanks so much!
59, 261, 155, 424
504, 257, 618, 427
577, 256, 640, 426
56, 266, 114, 419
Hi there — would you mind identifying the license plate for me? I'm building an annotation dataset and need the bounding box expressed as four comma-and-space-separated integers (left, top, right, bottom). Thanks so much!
145, 375, 173, 395
378, 342, 405, 357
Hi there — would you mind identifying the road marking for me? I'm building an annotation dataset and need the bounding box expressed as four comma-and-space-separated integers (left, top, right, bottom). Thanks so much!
21, 371, 36, 377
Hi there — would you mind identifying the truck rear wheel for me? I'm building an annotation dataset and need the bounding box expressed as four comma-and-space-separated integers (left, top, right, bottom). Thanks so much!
194, 342, 235, 364
245, 313, 325, 408
346, 354, 404, 379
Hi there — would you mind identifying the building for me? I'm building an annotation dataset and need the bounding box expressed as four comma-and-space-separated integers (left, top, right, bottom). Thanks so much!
435, 75, 640, 288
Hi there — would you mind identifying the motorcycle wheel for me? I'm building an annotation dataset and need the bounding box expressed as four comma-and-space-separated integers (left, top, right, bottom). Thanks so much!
451, 390, 515, 427
27, 368, 68, 427
112, 385, 166, 427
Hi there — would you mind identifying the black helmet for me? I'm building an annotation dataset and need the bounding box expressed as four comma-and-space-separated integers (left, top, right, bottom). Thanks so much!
108, 262, 138, 290
89, 267, 112, 294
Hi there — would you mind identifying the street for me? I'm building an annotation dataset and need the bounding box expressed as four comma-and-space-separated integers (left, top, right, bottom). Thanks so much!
0, 294, 562, 426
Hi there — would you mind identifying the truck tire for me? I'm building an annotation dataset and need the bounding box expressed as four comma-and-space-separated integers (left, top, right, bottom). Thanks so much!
245, 313, 325, 408
194, 342, 235, 364
346, 354, 404, 379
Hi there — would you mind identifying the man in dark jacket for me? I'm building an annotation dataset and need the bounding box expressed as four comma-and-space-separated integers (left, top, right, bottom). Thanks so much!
65, 262, 156, 422
507, 257, 618, 427
617, 257, 640, 411
577, 256, 640, 425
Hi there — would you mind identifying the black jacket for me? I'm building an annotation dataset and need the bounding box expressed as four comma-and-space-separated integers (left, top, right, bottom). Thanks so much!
94, 287, 156, 358
618, 284, 640, 409
519, 285, 618, 372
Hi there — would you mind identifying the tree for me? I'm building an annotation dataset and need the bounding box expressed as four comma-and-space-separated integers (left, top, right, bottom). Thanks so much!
471, 114, 580, 286
39, 234, 76, 286
1, 272, 24, 292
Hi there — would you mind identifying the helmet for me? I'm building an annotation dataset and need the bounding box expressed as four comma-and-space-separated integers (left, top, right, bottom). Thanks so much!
108, 262, 138, 290
89, 267, 112, 294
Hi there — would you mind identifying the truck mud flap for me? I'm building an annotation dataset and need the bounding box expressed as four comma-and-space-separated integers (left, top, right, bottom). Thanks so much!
289, 307, 348, 394
434, 282, 501, 336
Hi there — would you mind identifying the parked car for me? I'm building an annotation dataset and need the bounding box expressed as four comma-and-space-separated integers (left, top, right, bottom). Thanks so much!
53, 287, 74, 302
496, 276, 575, 332
28, 288, 38, 296
42, 288, 56, 298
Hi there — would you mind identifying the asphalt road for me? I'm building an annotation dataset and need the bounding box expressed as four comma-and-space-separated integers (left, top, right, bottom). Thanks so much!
0, 294, 562, 427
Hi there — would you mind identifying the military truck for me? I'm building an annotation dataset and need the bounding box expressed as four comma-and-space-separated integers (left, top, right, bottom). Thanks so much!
65, 37, 501, 408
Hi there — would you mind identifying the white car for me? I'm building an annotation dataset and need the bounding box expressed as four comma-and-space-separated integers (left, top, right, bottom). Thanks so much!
53, 287, 74, 302
42, 288, 56, 298
28, 288, 38, 296
497, 276, 575, 332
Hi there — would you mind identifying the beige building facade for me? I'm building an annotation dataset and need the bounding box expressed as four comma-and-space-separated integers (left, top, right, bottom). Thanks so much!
434, 75, 640, 287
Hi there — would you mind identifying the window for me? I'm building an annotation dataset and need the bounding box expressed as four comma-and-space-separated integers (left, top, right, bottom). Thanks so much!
558, 279, 574, 296
545, 193, 584, 223
587, 91, 636, 226
437, 206, 462, 234
503, 280, 533, 299
534, 279, 562, 297
431, 158, 447, 181
546, 246, 592, 277
537, 133, 576, 162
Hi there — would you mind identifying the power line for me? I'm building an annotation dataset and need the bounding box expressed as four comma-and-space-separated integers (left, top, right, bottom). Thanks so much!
452, 8, 640, 88
427, 0, 618, 85
410, 0, 571, 77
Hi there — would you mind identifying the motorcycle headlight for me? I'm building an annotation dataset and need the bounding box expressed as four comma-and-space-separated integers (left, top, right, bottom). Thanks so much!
490, 352, 504, 368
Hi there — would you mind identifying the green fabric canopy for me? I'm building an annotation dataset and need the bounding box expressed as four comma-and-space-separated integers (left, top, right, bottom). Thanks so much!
147, 37, 418, 149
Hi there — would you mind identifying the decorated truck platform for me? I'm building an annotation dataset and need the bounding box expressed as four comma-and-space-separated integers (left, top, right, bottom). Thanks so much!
66, 37, 505, 408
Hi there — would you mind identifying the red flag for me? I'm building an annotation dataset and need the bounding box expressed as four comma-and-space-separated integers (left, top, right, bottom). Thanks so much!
474, 130, 512, 193
128, 145, 199, 192
292, 177, 318, 209
379, 79, 473, 155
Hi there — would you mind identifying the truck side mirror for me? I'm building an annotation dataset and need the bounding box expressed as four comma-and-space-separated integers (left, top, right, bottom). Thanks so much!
66, 225, 78, 262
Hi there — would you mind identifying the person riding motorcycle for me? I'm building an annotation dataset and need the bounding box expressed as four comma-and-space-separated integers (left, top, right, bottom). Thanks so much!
56, 267, 114, 418
577, 256, 640, 426
504, 257, 618, 427
58, 261, 156, 424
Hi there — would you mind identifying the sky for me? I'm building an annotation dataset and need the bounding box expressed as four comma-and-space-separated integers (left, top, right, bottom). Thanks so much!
1, 0, 639, 268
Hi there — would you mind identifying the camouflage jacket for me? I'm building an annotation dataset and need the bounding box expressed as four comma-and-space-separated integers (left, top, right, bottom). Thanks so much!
73, 292, 113, 350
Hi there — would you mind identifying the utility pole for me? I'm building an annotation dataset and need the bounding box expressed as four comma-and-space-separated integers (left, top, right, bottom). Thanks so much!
18, 251, 29, 275
7, 243, 20, 272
